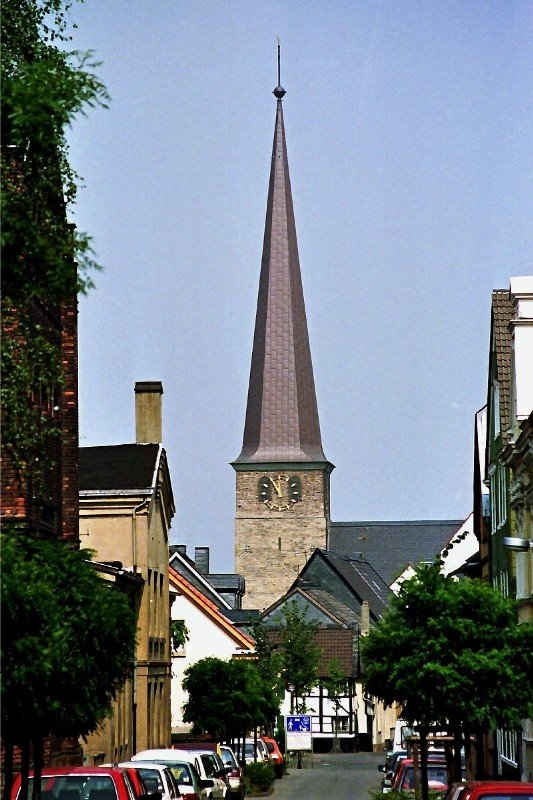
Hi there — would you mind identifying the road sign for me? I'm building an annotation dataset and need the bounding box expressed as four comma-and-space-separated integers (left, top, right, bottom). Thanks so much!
286, 715, 311, 732
285, 715, 312, 750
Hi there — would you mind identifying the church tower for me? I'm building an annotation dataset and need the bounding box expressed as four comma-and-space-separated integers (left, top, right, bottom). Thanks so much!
232, 70, 333, 611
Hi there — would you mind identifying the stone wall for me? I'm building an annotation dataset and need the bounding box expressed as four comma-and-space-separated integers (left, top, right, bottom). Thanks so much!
235, 468, 329, 610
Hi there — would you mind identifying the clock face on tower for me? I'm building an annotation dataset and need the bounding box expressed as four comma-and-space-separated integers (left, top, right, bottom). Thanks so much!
258, 474, 302, 511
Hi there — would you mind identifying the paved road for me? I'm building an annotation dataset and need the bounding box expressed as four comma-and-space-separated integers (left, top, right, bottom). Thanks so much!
270, 751, 383, 800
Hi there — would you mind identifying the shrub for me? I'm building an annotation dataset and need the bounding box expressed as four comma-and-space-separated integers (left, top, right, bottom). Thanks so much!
244, 761, 275, 794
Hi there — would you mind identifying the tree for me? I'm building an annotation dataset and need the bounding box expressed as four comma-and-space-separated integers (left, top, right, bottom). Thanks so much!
361, 563, 533, 797
251, 618, 285, 710
1, 0, 106, 300
322, 658, 347, 754
1, 0, 107, 480
1, 534, 138, 800
182, 657, 279, 744
276, 603, 321, 714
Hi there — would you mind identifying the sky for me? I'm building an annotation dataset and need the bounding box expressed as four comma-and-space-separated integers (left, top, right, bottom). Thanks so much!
66, 1, 532, 573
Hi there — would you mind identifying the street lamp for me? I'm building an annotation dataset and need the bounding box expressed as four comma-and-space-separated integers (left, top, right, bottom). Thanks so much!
502, 537, 533, 552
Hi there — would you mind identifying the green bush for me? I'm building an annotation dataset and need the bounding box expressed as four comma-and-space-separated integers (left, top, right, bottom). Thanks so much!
244, 761, 275, 794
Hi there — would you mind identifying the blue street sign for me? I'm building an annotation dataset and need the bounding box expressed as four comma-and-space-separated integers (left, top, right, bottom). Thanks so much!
286, 715, 311, 732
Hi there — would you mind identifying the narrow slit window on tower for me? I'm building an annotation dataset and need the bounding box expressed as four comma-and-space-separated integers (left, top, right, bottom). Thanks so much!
278, 537, 282, 551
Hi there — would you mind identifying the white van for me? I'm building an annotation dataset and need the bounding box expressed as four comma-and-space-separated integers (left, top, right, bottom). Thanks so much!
391, 719, 416, 752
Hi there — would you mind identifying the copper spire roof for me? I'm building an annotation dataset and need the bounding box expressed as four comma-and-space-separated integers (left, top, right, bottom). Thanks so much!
234, 90, 329, 466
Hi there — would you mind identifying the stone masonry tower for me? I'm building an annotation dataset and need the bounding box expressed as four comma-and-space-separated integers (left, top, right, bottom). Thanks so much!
232, 74, 333, 610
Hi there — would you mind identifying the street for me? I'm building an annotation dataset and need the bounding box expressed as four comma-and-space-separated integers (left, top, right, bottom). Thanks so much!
270, 751, 383, 800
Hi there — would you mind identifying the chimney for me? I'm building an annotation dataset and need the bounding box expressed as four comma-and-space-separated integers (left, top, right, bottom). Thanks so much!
195, 547, 210, 575
360, 600, 370, 635
169, 544, 187, 558
135, 381, 163, 443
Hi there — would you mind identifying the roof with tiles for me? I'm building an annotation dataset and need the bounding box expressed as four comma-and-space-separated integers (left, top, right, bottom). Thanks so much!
233, 91, 329, 466
261, 584, 356, 629
169, 550, 233, 611
311, 550, 390, 621
303, 587, 360, 627
169, 566, 255, 650
490, 289, 513, 445
315, 628, 357, 675
260, 625, 357, 676
328, 520, 464, 586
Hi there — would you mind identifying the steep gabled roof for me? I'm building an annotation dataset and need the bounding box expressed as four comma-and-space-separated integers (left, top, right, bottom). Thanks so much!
261, 585, 356, 629
233, 90, 329, 466
169, 566, 255, 651
488, 289, 513, 446
308, 550, 390, 622
328, 520, 464, 585
261, 588, 359, 677
169, 550, 233, 611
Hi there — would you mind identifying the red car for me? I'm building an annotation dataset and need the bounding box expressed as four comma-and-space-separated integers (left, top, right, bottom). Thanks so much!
117, 768, 151, 800
11, 766, 139, 800
392, 758, 453, 792
262, 737, 284, 779
460, 782, 533, 800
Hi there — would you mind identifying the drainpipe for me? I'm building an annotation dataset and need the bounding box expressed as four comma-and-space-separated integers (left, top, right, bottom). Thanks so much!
132, 499, 149, 574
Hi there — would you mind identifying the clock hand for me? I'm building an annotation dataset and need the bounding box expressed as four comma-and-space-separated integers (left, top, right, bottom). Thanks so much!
269, 477, 282, 497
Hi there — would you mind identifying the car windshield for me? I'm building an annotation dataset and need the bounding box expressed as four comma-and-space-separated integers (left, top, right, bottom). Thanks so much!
164, 763, 195, 787
478, 797, 533, 800
401, 766, 448, 790
21, 776, 117, 800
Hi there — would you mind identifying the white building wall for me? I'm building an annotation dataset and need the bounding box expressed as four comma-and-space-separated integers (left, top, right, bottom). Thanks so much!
510, 276, 533, 423
170, 591, 251, 732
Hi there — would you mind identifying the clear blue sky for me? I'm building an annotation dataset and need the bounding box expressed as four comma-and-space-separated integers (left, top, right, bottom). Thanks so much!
67, 1, 532, 572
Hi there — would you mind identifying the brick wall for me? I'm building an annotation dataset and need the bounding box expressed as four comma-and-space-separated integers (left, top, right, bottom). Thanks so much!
1, 289, 81, 775
1, 295, 79, 543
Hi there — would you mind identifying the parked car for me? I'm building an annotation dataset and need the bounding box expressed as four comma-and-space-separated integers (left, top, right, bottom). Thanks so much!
11, 766, 136, 800
391, 758, 455, 792
234, 739, 269, 766
117, 762, 180, 800
218, 746, 244, 800
459, 782, 533, 800
184, 751, 228, 799
106, 766, 152, 800
378, 751, 408, 793
159, 761, 207, 800
443, 783, 470, 800
128, 758, 206, 800
132, 751, 222, 800
262, 737, 283, 779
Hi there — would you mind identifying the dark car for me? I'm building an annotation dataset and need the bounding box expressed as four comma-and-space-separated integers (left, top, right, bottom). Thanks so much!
379, 750, 408, 793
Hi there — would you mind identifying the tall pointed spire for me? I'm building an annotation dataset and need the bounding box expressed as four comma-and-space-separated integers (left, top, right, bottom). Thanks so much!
234, 68, 329, 466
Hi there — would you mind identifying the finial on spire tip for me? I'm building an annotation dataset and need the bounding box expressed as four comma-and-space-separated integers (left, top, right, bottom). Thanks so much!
273, 36, 286, 99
